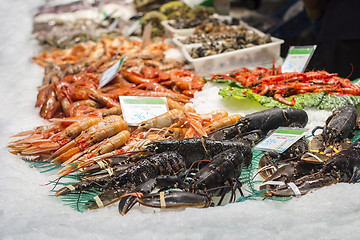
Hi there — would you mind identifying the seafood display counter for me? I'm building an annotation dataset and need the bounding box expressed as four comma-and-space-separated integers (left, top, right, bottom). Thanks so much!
7, 0, 360, 213
2, 1, 360, 239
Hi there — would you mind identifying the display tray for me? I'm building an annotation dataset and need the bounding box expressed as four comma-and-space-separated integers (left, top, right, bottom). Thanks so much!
161, 19, 195, 37
172, 35, 191, 48
181, 36, 284, 76
172, 24, 269, 47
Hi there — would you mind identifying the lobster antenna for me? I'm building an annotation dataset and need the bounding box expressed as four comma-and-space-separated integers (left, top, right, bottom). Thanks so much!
346, 63, 354, 79
207, 122, 238, 136
206, 185, 232, 193
45, 176, 62, 188
184, 159, 211, 180
76, 191, 82, 212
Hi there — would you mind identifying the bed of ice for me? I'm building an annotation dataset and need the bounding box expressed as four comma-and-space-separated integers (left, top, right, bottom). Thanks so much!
1, 1, 360, 240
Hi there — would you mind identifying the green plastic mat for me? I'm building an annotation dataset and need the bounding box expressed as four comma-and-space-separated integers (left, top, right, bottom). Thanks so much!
48, 172, 103, 212
236, 149, 293, 203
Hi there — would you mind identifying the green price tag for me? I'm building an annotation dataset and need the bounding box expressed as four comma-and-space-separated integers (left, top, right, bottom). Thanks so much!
282, 45, 316, 73
254, 127, 307, 153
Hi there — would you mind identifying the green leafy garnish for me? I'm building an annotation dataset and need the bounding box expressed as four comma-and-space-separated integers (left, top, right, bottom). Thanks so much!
218, 84, 360, 110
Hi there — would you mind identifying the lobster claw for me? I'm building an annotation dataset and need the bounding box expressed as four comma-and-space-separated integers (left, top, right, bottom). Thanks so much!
118, 194, 141, 215
87, 188, 129, 209
119, 175, 189, 215
138, 190, 212, 209
118, 178, 157, 215
260, 174, 338, 197
206, 124, 238, 140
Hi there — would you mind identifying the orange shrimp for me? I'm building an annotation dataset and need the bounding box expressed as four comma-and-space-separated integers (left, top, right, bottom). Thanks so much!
135, 82, 173, 92
13, 117, 103, 156
205, 114, 242, 133
87, 88, 120, 108
72, 130, 164, 174
36, 84, 53, 108
165, 69, 205, 91
68, 100, 101, 117
100, 105, 122, 117
273, 94, 295, 106
136, 109, 186, 132
8, 122, 69, 155
53, 82, 73, 117
39, 86, 60, 119
184, 113, 208, 137
161, 127, 188, 139
166, 98, 196, 113
130, 89, 191, 103
199, 110, 229, 126
50, 115, 127, 164
58, 130, 131, 176
123, 71, 156, 84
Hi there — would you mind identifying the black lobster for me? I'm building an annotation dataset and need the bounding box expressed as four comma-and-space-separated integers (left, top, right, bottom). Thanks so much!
118, 147, 252, 215
207, 107, 308, 143
261, 137, 360, 197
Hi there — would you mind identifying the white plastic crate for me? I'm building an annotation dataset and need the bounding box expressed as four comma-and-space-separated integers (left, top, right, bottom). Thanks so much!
161, 20, 195, 37
181, 36, 284, 76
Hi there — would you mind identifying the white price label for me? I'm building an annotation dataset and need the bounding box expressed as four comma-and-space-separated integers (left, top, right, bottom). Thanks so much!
282, 46, 316, 73
120, 96, 169, 126
254, 127, 307, 153
98, 55, 126, 89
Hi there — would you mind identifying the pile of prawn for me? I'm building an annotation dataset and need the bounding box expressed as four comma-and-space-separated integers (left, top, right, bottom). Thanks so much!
36, 65, 205, 119
210, 66, 360, 105
8, 108, 241, 177
33, 34, 205, 120
33, 36, 173, 68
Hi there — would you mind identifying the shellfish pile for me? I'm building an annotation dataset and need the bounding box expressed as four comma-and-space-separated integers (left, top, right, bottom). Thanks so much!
179, 17, 272, 58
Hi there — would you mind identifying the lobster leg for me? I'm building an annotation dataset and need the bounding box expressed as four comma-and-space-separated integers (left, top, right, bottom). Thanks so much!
218, 179, 243, 205
232, 179, 244, 202
217, 187, 228, 206
349, 166, 360, 183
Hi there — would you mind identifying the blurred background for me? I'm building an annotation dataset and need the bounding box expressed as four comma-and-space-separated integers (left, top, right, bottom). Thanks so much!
226, 0, 360, 79
230, 0, 315, 58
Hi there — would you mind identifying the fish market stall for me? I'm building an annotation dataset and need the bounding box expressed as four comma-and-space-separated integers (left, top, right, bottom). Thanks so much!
2, 1, 360, 240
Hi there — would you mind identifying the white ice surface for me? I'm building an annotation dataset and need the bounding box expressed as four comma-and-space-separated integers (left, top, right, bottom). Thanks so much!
1, 1, 360, 240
